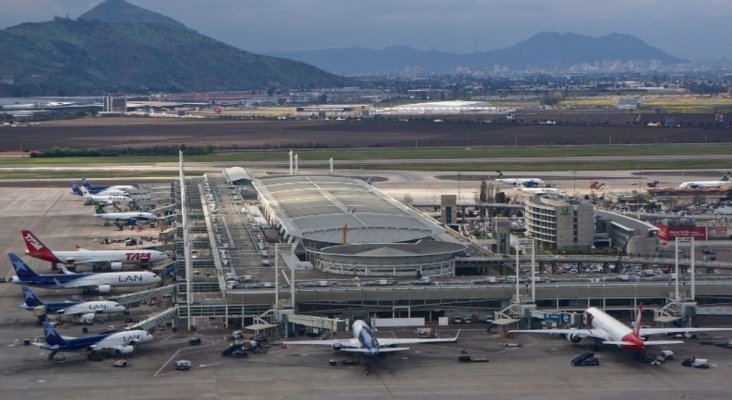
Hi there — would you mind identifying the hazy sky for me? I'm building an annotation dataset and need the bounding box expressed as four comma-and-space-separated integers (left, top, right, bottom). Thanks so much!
1, 0, 730, 60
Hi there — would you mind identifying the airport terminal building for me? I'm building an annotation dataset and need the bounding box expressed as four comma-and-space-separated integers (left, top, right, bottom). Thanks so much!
253, 175, 462, 276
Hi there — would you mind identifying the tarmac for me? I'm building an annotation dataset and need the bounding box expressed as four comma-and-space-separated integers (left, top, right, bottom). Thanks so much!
1, 182, 732, 399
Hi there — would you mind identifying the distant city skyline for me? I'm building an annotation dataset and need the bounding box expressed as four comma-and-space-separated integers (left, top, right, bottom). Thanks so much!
1, 0, 730, 61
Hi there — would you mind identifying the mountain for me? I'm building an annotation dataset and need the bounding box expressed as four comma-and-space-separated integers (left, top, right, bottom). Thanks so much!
0, 1, 345, 96
272, 32, 688, 75
79, 0, 186, 29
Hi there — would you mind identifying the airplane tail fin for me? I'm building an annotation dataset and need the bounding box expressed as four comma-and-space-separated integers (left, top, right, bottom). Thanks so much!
496, 170, 504, 178
633, 303, 644, 337
21, 286, 44, 307
81, 177, 91, 188
722, 172, 730, 182
71, 182, 82, 196
42, 321, 66, 346
94, 203, 106, 214
9, 253, 40, 280
21, 230, 61, 263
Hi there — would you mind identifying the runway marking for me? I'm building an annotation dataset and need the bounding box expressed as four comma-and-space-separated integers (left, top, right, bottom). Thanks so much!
153, 344, 217, 377
154, 348, 182, 377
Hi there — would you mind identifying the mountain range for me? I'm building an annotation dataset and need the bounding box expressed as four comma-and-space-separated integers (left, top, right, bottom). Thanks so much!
271, 32, 688, 75
0, 0, 345, 96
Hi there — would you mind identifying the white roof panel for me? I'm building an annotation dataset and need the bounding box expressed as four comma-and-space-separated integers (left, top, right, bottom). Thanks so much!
253, 175, 444, 245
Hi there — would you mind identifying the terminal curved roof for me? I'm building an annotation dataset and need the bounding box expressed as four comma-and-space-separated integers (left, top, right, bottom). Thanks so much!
595, 210, 659, 233
314, 241, 466, 258
253, 175, 444, 245
223, 167, 251, 184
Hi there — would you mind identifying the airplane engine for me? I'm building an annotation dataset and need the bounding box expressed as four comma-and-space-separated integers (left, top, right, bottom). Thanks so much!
566, 333, 583, 343
109, 262, 123, 271
331, 343, 344, 351
115, 345, 134, 355
79, 313, 95, 324
95, 285, 112, 294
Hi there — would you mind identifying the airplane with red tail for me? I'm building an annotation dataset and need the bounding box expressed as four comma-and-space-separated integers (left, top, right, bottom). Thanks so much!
510, 304, 732, 351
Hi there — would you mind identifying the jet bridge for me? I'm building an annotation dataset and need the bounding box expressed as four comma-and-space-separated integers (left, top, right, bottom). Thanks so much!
129, 307, 176, 331
110, 284, 175, 306
283, 313, 348, 332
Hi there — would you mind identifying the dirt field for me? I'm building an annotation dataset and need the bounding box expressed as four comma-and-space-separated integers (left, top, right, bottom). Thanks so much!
1, 116, 732, 152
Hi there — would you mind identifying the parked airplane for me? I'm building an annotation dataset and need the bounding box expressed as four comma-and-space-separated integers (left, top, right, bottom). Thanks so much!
19, 286, 126, 323
495, 170, 544, 187
37, 320, 153, 360
94, 204, 157, 225
80, 186, 132, 204
22, 230, 167, 270
678, 172, 731, 190
81, 178, 136, 193
510, 305, 732, 351
518, 187, 560, 195
283, 320, 459, 355
9, 253, 162, 293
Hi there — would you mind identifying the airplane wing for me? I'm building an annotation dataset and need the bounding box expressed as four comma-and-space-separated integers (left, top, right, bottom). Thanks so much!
510, 328, 593, 336
377, 330, 460, 346
342, 347, 410, 353
639, 327, 732, 336
282, 338, 360, 348
510, 328, 610, 341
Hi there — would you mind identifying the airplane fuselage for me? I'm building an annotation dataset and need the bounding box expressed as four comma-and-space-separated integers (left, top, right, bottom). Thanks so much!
352, 320, 380, 355
13, 271, 161, 289
31, 249, 167, 265
584, 307, 644, 351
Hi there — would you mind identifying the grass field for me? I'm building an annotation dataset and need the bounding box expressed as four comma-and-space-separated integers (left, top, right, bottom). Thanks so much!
561, 96, 732, 113
0, 143, 730, 179
1, 143, 731, 166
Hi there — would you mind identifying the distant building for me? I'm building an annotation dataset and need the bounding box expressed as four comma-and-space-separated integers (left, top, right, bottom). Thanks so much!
594, 210, 660, 257
524, 195, 594, 250
441, 195, 457, 226
492, 217, 511, 255
617, 97, 641, 110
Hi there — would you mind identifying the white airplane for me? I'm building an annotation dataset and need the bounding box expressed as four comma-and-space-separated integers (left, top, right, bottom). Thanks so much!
510, 305, 732, 351
495, 170, 544, 187
94, 204, 157, 225
283, 320, 459, 355
37, 320, 153, 360
81, 178, 137, 193
19, 286, 126, 324
22, 230, 167, 270
10, 253, 162, 294
80, 186, 131, 205
678, 172, 730, 190
518, 187, 560, 195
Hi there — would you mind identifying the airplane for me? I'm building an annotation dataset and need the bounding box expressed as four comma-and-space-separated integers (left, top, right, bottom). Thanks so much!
37, 320, 153, 360
518, 187, 560, 195
495, 170, 544, 188
678, 172, 730, 190
80, 186, 132, 204
19, 286, 126, 323
283, 320, 459, 356
94, 204, 157, 225
22, 230, 167, 270
81, 178, 137, 194
510, 304, 732, 352
9, 253, 162, 293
